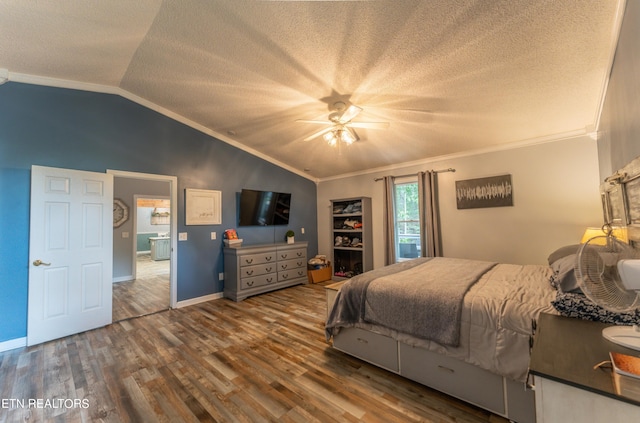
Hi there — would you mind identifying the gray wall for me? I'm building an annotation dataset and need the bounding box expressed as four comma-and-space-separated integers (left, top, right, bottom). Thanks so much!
318, 135, 602, 267
598, 0, 640, 178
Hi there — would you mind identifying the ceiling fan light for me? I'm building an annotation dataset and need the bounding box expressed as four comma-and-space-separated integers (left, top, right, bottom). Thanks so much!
324, 131, 337, 146
340, 129, 356, 145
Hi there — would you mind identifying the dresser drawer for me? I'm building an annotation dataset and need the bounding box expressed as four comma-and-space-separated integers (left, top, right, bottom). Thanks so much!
399, 342, 504, 414
278, 257, 306, 271
240, 263, 276, 278
241, 274, 277, 290
277, 248, 306, 261
333, 327, 399, 372
278, 268, 306, 282
239, 252, 276, 267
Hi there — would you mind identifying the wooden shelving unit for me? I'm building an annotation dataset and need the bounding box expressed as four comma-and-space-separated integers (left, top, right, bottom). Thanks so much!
331, 197, 372, 279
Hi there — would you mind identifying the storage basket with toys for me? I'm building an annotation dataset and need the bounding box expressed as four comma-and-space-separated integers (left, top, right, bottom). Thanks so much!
307, 255, 332, 283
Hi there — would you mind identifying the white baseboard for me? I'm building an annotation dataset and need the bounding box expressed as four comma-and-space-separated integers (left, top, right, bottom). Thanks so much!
113, 275, 134, 283
0, 295, 224, 353
0, 337, 27, 352
175, 292, 224, 308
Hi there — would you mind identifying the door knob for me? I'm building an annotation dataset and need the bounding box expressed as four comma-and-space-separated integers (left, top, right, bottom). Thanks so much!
33, 259, 51, 266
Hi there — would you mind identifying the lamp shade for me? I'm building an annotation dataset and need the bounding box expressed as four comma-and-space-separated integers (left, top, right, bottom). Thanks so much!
581, 227, 607, 244
581, 226, 629, 244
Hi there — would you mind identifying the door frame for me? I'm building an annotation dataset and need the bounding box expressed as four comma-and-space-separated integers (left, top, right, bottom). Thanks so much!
107, 170, 178, 308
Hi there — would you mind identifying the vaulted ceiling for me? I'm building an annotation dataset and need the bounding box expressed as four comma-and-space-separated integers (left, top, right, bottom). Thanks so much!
0, 1, 624, 179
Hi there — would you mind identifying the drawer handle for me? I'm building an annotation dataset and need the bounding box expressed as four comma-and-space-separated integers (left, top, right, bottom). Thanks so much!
267, 277, 273, 283
281, 254, 287, 259
247, 281, 254, 287
245, 259, 254, 264
297, 261, 304, 266
281, 264, 288, 269
437, 365, 455, 374
282, 273, 288, 279
266, 267, 273, 272
246, 270, 254, 276
266, 256, 273, 261
297, 252, 303, 257
356, 337, 368, 344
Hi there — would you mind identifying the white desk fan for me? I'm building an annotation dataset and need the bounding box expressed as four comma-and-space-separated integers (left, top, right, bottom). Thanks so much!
576, 234, 640, 350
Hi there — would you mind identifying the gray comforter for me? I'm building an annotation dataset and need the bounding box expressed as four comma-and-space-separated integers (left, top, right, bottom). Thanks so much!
326, 258, 558, 382
325, 257, 496, 346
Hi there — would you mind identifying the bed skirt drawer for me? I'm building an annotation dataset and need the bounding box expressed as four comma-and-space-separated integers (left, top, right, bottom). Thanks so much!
333, 328, 399, 372
399, 343, 505, 415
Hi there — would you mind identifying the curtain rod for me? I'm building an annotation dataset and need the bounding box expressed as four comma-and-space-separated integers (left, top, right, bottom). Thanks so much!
374, 168, 456, 181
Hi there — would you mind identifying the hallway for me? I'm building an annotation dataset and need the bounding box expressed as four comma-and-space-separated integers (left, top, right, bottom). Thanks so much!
112, 254, 170, 322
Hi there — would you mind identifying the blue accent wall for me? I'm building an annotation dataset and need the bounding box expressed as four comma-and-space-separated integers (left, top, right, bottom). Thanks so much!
0, 82, 318, 343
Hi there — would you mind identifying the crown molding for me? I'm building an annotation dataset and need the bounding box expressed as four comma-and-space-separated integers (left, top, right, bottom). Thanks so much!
317, 129, 594, 183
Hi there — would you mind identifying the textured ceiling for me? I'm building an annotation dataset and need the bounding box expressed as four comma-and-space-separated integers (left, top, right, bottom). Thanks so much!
0, 0, 624, 179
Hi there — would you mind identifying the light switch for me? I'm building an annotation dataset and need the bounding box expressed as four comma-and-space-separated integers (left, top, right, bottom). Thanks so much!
301, 227, 305, 234
219, 272, 224, 281
179, 232, 188, 241
122, 232, 129, 238
211, 232, 217, 240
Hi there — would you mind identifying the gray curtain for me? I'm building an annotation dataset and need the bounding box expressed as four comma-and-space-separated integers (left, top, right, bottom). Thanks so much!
383, 175, 396, 265
418, 171, 442, 257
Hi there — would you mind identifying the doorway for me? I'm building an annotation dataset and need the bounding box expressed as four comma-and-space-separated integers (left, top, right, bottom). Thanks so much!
107, 170, 177, 322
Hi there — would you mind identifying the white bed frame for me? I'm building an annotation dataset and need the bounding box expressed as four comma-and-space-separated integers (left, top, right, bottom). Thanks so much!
325, 286, 536, 423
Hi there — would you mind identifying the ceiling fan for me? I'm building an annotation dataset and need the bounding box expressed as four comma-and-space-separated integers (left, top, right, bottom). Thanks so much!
297, 101, 389, 145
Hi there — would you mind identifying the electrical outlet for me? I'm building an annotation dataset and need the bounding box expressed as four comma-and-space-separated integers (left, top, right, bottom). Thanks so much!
211, 231, 216, 240
179, 232, 188, 241
218, 272, 224, 281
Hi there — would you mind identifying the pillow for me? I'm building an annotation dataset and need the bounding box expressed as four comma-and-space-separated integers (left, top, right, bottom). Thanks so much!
549, 254, 581, 292
552, 291, 640, 325
547, 244, 581, 265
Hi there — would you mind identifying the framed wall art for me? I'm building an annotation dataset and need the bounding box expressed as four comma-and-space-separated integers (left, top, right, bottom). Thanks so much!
455, 174, 513, 209
185, 188, 222, 225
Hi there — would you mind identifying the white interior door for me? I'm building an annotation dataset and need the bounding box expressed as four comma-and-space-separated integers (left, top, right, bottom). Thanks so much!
28, 165, 113, 346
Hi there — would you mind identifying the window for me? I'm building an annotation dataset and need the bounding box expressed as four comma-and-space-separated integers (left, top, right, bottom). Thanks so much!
394, 178, 421, 260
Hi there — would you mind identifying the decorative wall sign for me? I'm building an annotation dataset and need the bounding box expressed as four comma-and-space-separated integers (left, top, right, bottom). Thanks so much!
185, 188, 222, 225
151, 208, 170, 225
455, 174, 513, 209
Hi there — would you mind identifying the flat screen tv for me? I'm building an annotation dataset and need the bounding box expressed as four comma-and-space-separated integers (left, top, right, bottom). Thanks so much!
238, 189, 291, 226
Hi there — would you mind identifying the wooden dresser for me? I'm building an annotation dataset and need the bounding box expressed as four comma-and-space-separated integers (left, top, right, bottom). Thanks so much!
223, 242, 307, 301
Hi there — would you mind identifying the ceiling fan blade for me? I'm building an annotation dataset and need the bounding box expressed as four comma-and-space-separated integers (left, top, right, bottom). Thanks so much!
338, 104, 362, 123
296, 119, 332, 125
347, 121, 390, 129
303, 126, 335, 142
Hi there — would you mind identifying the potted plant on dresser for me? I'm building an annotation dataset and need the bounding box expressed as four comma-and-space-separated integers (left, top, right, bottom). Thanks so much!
286, 230, 295, 244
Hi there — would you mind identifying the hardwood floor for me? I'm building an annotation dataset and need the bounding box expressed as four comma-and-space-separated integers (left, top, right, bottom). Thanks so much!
112, 254, 170, 322
0, 283, 507, 422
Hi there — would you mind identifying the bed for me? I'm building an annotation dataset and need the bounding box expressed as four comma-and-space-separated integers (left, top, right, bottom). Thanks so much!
325, 155, 640, 423
325, 256, 560, 423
